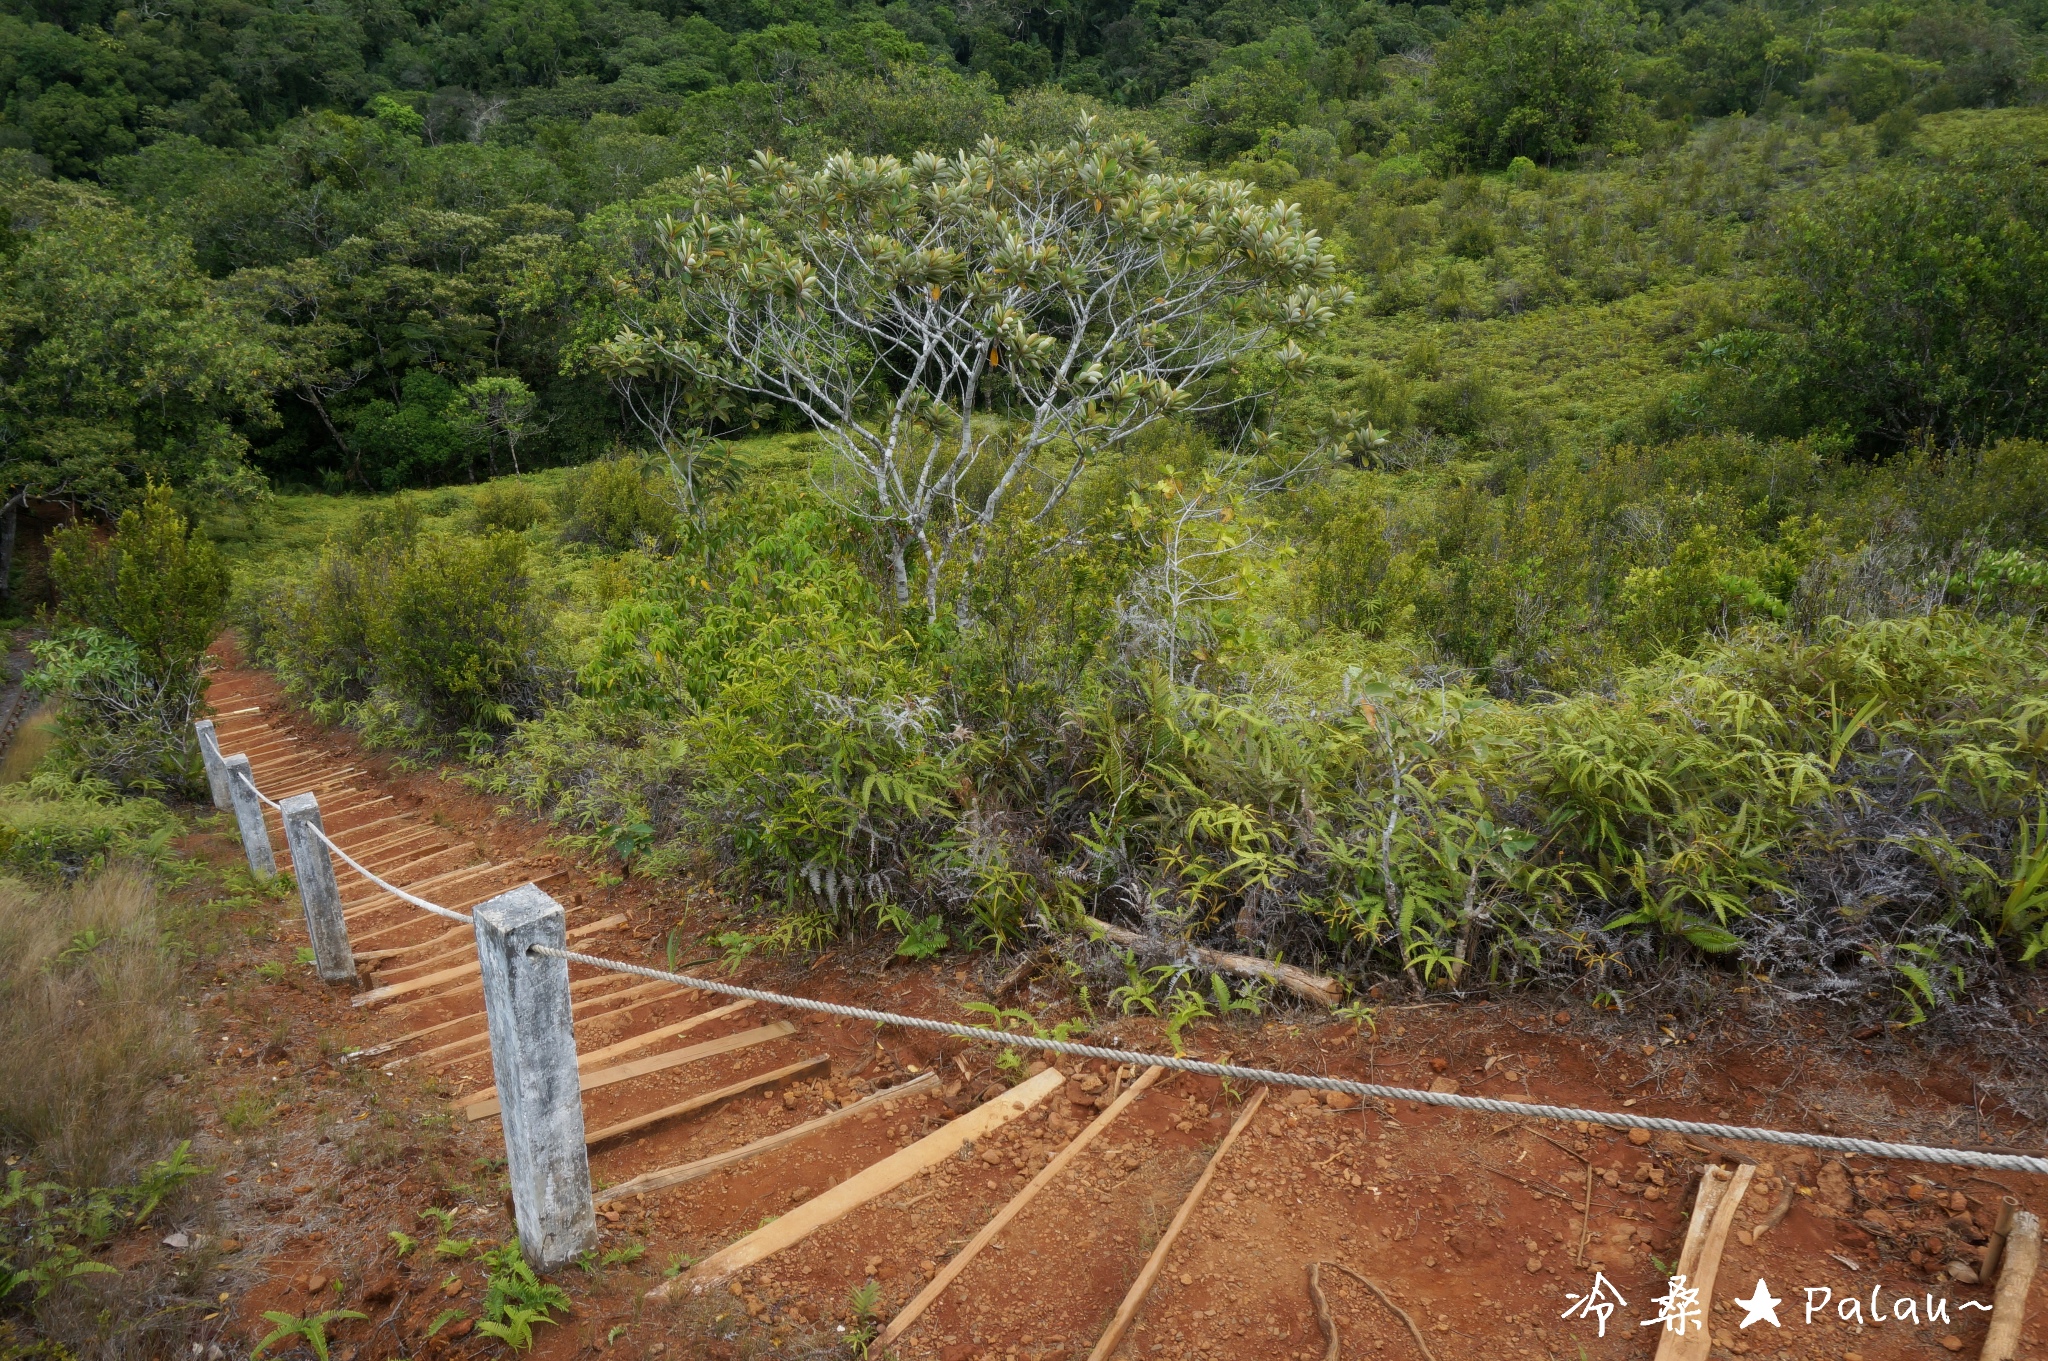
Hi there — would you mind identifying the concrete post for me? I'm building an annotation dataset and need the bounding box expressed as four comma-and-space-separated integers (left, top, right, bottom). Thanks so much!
474, 885, 595, 1270
194, 720, 230, 811
222, 753, 277, 879
280, 793, 353, 984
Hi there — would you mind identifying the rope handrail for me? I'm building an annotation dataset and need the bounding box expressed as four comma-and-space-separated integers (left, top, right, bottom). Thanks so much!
220, 741, 2048, 1177
310, 822, 474, 925
529, 942, 2048, 1176
231, 766, 281, 811
230, 759, 473, 925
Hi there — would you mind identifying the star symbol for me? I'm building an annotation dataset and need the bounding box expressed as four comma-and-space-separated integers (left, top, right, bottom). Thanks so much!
1734, 1278, 1782, 1329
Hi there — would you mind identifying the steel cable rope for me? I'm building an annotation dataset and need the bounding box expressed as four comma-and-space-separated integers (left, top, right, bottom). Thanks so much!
232, 765, 474, 925
231, 761, 2048, 1175
528, 943, 2048, 1176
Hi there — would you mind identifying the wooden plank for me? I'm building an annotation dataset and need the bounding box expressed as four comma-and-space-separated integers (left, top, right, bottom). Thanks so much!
455, 996, 751, 1107
585, 1054, 832, 1147
347, 872, 565, 949
1981, 1209, 2040, 1361
572, 998, 753, 1068
598, 1071, 941, 1206
342, 863, 510, 919
462, 1020, 798, 1122
656, 1067, 1063, 1295
373, 914, 627, 985
881, 1066, 1164, 1350
343, 971, 635, 1065
352, 922, 470, 965
1652, 1162, 1756, 1361
1087, 1085, 1268, 1361
354, 911, 624, 1006
409, 978, 677, 1071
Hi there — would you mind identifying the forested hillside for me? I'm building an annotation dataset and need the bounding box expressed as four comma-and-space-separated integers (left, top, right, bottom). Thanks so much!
4, 0, 2048, 1036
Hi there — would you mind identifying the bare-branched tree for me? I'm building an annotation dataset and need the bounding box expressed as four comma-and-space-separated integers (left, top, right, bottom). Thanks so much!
595, 118, 1351, 617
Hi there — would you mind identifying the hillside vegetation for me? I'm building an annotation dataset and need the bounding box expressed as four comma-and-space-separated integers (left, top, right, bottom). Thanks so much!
3, 0, 2046, 1040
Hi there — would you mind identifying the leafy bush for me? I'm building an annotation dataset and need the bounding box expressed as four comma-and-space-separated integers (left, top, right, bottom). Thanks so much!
370, 532, 558, 735
557, 456, 675, 552
467, 479, 549, 534
247, 506, 561, 746
0, 775, 179, 881
39, 486, 231, 795
1701, 154, 2048, 452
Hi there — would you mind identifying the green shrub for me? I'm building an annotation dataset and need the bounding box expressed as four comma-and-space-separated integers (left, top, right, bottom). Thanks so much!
0, 774, 179, 881
369, 532, 558, 735
38, 486, 231, 795
467, 480, 549, 534
558, 456, 675, 552
247, 515, 560, 746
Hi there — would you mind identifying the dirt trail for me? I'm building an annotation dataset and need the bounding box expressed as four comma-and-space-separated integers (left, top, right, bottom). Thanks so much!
189, 652, 2042, 1361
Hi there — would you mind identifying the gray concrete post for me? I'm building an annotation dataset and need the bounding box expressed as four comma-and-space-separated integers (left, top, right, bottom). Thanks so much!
194, 720, 230, 811
280, 793, 353, 984
474, 885, 595, 1270
222, 753, 277, 879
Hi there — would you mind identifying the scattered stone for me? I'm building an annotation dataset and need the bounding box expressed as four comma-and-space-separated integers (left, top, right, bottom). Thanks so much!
216, 1238, 242, 1254
1948, 1191, 1969, 1213
161, 1232, 191, 1250
305, 1274, 327, 1294
1627, 1129, 1652, 1147
1947, 1262, 1980, 1284
1554, 1011, 1571, 1025
1428, 1058, 1448, 1074
1179, 1273, 1193, 1286
1324, 1093, 1359, 1112
1428, 1078, 1459, 1095
1940, 1335, 1965, 1352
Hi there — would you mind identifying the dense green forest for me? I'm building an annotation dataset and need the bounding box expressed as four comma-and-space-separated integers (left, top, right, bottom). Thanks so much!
4, 0, 2048, 1039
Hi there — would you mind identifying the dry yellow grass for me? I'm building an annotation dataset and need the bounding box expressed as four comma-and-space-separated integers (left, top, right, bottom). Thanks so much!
0, 864, 192, 1186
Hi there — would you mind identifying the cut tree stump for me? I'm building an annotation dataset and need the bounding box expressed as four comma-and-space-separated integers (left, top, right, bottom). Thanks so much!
1653, 1161, 1756, 1361
654, 1066, 1064, 1294
880, 1066, 1165, 1349
595, 1072, 942, 1205
1087, 1085, 1269, 1360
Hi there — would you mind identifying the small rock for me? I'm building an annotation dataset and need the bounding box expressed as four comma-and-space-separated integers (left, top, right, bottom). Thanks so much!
216, 1238, 242, 1254
1076, 1073, 1105, 1094
1025, 1061, 1047, 1077
446, 1317, 473, 1338
1948, 1191, 1969, 1212
787, 1186, 812, 1204
1525, 1257, 1543, 1273
1428, 1078, 1459, 1095
1940, 1336, 1965, 1352
1281, 1088, 1317, 1108
1428, 1057, 1448, 1074
161, 1232, 191, 1250
1644, 1187, 1664, 1201
1554, 1011, 1571, 1025
1843, 1353, 1863, 1361
1947, 1262, 1980, 1284
306, 1274, 327, 1294
1179, 1273, 1193, 1286
1324, 1093, 1359, 1111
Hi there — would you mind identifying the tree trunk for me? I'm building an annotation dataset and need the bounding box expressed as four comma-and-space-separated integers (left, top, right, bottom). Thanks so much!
0, 495, 18, 609
300, 386, 362, 489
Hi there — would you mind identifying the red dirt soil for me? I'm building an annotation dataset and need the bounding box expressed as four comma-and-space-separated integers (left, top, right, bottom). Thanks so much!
166, 649, 2044, 1361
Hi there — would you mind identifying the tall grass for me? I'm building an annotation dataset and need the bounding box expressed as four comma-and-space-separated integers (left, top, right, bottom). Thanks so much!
0, 866, 190, 1186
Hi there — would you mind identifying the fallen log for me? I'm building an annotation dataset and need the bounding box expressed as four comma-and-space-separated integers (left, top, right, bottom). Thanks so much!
1084, 918, 1340, 1008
